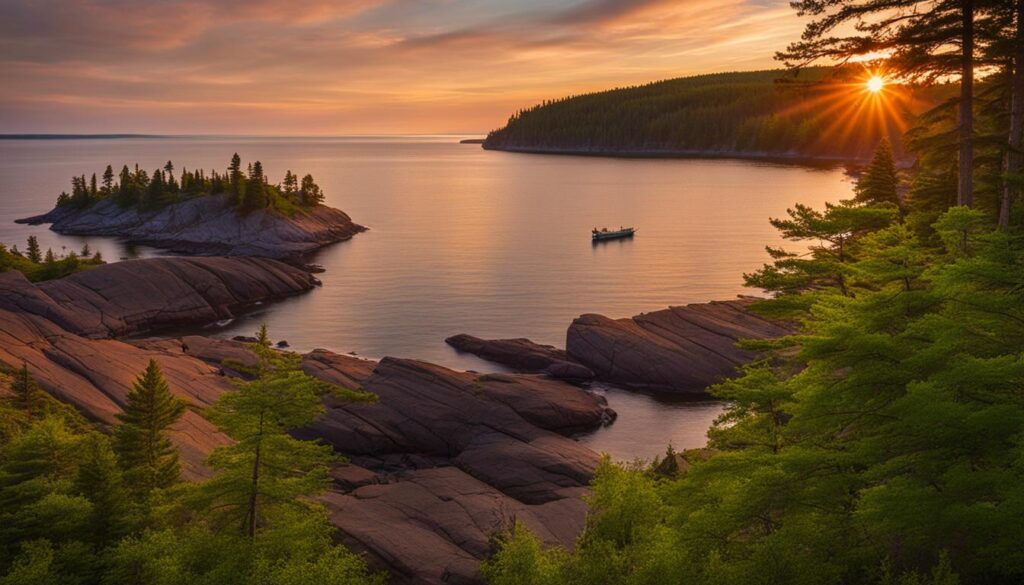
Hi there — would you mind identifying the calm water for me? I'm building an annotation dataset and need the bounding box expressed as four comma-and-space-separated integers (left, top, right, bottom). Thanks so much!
0, 136, 852, 460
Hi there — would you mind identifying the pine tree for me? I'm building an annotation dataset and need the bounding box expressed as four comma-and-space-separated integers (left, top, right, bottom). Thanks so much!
113, 360, 187, 496
778, 0, 978, 206
299, 174, 324, 206
282, 170, 298, 199
854, 138, 901, 207
101, 165, 115, 195
8, 363, 44, 418
228, 153, 243, 205
195, 328, 373, 538
75, 434, 129, 546
242, 161, 267, 210
25, 236, 41, 263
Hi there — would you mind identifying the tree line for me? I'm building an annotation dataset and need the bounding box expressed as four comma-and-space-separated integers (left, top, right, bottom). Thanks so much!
56, 153, 326, 214
0, 327, 381, 585
484, 1, 1024, 583
0, 236, 103, 282
483, 68, 937, 160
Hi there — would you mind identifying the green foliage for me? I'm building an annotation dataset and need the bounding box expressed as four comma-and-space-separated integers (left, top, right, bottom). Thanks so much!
0, 343, 380, 585
855, 138, 902, 207
744, 199, 898, 298
0, 237, 104, 282
56, 154, 326, 215
113, 360, 186, 497
487, 198, 1024, 584
193, 333, 374, 537
103, 512, 382, 585
482, 521, 568, 585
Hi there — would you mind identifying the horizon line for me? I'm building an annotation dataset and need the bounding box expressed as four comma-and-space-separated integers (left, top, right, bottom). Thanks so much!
0, 133, 489, 140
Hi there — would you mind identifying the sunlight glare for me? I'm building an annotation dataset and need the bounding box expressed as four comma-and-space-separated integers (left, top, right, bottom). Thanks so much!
867, 76, 885, 93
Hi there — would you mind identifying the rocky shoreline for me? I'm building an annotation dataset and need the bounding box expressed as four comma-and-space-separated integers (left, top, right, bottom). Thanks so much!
449, 298, 791, 393
16, 195, 366, 259
1, 252, 789, 583
0, 257, 613, 584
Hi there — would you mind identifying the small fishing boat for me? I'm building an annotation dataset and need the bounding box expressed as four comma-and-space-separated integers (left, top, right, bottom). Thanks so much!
592, 226, 636, 241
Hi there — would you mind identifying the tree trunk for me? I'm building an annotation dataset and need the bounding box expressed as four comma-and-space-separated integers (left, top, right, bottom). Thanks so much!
1001, 0, 1024, 228
246, 413, 263, 539
959, 0, 975, 207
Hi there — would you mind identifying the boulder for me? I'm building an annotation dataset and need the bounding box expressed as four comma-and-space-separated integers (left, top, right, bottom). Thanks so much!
445, 334, 594, 382
566, 298, 792, 392
17, 196, 366, 259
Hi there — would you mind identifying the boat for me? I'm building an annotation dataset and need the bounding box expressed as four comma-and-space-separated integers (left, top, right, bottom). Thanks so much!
592, 226, 636, 241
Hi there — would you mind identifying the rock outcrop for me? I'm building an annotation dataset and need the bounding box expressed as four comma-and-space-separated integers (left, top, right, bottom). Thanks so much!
450, 298, 792, 394
17, 196, 365, 259
566, 298, 792, 392
445, 334, 595, 382
0, 256, 318, 338
0, 257, 318, 477
296, 351, 612, 583
0, 257, 615, 584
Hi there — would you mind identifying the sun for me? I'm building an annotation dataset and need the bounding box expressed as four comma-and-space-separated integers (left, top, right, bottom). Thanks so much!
867, 76, 885, 93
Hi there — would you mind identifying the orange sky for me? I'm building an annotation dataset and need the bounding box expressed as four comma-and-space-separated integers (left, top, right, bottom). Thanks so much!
0, 0, 809, 135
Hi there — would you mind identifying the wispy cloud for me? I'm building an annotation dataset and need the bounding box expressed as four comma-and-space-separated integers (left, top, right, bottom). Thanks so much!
0, 0, 807, 134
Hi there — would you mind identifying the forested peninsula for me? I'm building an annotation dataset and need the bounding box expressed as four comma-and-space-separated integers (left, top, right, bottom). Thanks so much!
484, 68, 941, 161
17, 154, 364, 259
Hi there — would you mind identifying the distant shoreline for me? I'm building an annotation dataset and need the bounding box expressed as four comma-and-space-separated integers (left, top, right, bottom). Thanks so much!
0, 134, 166, 140
480, 143, 870, 167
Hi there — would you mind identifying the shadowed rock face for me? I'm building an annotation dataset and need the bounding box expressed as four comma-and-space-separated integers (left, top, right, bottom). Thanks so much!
567, 299, 792, 392
0, 257, 318, 338
296, 352, 612, 584
445, 334, 595, 382
0, 257, 319, 478
17, 196, 365, 259
449, 299, 791, 394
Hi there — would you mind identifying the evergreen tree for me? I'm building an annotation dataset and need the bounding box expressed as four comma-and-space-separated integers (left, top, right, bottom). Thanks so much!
195, 329, 372, 538
101, 165, 115, 195
299, 174, 324, 206
228, 153, 243, 205
113, 360, 186, 497
242, 161, 268, 210
778, 0, 979, 206
854, 138, 901, 207
282, 170, 298, 199
25, 236, 41, 264
744, 200, 896, 298
8, 363, 44, 418
75, 434, 129, 547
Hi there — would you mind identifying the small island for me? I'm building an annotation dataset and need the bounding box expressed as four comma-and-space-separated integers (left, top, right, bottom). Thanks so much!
18, 154, 365, 259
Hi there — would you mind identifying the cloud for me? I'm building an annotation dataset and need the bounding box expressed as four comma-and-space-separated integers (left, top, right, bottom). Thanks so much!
0, 0, 808, 134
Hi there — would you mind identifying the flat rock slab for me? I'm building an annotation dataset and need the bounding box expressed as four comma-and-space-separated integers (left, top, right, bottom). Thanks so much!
567, 298, 792, 392
323, 467, 589, 585
18, 196, 365, 259
0, 257, 317, 338
0, 261, 614, 584
445, 334, 595, 382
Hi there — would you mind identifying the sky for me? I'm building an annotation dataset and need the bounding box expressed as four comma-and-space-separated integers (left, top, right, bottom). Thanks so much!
0, 0, 808, 135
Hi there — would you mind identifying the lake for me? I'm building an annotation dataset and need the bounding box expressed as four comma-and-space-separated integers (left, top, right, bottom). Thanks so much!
0, 136, 852, 460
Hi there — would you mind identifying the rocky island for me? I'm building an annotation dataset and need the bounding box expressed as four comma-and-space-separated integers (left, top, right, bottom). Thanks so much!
17, 154, 365, 259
